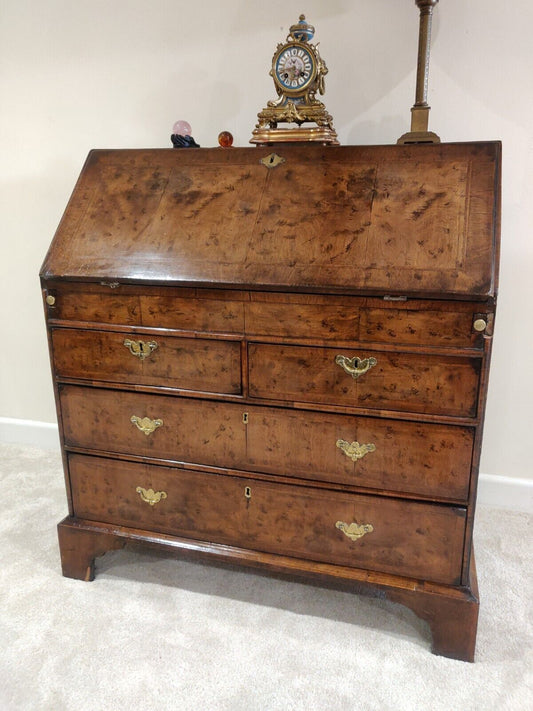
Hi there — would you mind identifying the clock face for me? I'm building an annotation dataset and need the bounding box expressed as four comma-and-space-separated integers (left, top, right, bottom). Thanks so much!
274, 43, 316, 93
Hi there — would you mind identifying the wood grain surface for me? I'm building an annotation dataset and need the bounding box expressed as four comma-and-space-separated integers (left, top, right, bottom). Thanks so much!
52, 328, 241, 394
45, 282, 490, 350
40, 143, 500, 298
59, 385, 473, 500
248, 343, 481, 417
68, 453, 466, 585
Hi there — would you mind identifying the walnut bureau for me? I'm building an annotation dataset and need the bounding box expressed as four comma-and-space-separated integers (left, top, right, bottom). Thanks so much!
40, 142, 500, 661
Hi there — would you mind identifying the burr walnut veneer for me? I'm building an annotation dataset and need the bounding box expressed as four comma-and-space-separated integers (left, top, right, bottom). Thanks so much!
40, 142, 500, 661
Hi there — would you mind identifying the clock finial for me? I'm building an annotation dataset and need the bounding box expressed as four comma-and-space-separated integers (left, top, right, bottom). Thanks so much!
289, 15, 315, 42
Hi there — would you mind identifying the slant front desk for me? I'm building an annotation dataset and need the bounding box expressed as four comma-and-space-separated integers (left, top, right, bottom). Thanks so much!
40, 142, 501, 661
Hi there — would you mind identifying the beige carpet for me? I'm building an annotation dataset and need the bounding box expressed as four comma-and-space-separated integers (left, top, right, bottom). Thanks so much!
0, 443, 531, 711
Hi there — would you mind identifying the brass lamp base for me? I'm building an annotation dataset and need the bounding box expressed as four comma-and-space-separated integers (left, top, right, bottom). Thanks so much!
397, 130, 441, 145
250, 124, 339, 145
397, 105, 440, 144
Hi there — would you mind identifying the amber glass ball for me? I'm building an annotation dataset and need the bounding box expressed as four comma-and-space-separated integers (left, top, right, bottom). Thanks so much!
218, 131, 234, 148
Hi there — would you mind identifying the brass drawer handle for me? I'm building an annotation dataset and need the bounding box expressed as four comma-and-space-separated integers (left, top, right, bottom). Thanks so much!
130, 415, 163, 436
336, 520, 374, 541
336, 439, 376, 462
136, 487, 167, 506
123, 338, 158, 360
335, 354, 377, 380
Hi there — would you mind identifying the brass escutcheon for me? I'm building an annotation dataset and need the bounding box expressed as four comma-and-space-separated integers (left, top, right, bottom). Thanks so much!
336, 439, 376, 462
335, 354, 377, 380
130, 415, 163, 436
136, 487, 167, 506
260, 153, 285, 169
336, 520, 374, 541
123, 338, 158, 360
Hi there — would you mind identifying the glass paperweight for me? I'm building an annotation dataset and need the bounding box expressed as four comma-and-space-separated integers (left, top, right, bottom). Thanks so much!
218, 131, 234, 148
172, 120, 192, 136
171, 120, 199, 148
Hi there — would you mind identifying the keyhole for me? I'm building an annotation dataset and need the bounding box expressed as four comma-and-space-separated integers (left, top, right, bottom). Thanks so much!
269, 156, 275, 164
244, 486, 252, 500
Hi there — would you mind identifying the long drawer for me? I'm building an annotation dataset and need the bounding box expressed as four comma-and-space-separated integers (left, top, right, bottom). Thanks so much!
60, 385, 473, 500
248, 343, 481, 417
69, 453, 466, 585
52, 328, 241, 395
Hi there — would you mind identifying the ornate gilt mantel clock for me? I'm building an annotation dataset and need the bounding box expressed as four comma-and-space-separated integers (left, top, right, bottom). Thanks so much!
250, 15, 338, 144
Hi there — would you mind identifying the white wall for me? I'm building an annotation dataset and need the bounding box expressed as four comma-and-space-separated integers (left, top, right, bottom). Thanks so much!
1, 1, 532, 493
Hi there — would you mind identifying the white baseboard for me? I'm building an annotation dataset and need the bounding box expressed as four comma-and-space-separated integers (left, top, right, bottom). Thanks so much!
1, 418, 532, 514
0, 417, 60, 450
477, 473, 533, 515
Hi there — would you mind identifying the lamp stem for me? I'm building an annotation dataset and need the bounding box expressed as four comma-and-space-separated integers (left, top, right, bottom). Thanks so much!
398, 0, 440, 144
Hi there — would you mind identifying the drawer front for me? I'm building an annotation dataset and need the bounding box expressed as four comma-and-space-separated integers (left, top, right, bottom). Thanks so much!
47, 284, 245, 334
248, 343, 480, 417
246, 298, 485, 348
140, 295, 244, 334
245, 407, 473, 500
60, 385, 247, 465
60, 386, 472, 500
52, 328, 241, 395
69, 453, 466, 585
46, 284, 488, 349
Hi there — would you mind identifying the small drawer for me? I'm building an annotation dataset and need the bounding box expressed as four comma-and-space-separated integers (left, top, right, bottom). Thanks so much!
248, 343, 480, 417
245, 300, 358, 342
358, 305, 486, 349
47, 283, 245, 334
246, 295, 487, 348
52, 328, 241, 395
69, 453, 466, 585
139, 294, 244, 334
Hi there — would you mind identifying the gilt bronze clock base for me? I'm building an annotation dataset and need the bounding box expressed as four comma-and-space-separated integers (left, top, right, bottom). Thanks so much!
250, 125, 339, 145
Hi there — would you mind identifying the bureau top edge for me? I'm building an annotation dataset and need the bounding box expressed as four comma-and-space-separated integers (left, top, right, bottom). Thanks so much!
39, 274, 498, 304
